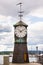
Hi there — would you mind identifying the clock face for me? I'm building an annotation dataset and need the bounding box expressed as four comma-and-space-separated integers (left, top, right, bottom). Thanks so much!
15, 26, 27, 38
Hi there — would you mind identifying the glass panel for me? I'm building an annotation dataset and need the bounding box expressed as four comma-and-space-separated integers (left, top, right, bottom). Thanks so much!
16, 39, 25, 42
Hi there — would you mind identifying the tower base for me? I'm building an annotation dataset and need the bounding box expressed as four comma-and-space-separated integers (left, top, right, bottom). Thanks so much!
12, 44, 29, 63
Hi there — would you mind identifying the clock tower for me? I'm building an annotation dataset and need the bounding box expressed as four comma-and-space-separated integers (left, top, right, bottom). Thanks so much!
12, 21, 29, 63
12, 2, 29, 63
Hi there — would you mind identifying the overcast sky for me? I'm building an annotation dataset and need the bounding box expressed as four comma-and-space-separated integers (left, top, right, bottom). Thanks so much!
0, 0, 43, 51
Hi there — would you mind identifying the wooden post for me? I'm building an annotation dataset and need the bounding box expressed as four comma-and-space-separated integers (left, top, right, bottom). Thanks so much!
4, 55, 9, 65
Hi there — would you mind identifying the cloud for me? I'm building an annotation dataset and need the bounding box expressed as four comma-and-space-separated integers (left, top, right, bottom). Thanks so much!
0, 45, 6, 51
0, 15, 17, 25
0, 0, 43, 16
0, 21, 43, 51
0, 31, 14, 51
4, 45, 14, 51
0, 0, 43, 51
27, 44, 43, 51
29, 7, 43, 17
0, 25, 11, 33
36, 44, 43, 51
28, 22, 43, 45
0, 32, 14, 44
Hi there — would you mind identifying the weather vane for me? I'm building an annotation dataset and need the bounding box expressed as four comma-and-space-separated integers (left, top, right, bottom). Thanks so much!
17, 2, 24, 21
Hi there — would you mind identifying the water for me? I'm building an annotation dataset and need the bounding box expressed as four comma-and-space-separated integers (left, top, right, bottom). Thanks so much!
0, 55, 38, 64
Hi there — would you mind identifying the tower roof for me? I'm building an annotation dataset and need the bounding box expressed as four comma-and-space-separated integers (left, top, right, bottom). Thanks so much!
14, 21, 28, 26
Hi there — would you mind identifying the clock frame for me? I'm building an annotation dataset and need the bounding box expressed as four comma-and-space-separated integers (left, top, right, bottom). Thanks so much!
15, 26, 27, 38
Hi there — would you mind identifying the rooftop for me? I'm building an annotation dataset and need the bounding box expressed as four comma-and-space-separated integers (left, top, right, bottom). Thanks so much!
14, 21, 28, 26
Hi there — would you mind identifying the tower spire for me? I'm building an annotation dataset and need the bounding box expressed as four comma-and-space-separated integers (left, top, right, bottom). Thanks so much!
17, 2, 24, 21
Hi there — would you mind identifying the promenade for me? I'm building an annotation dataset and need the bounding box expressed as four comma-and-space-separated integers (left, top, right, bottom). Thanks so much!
10, 63, 42, 65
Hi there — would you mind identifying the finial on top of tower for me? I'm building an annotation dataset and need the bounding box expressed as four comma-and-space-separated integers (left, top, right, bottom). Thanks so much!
17, 2, 24, 21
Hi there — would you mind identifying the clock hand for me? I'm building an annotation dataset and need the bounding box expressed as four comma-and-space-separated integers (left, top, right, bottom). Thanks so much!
21, 28, 26, 32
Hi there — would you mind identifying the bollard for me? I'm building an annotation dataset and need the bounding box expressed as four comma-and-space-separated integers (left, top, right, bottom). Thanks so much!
4, 55, 9, 65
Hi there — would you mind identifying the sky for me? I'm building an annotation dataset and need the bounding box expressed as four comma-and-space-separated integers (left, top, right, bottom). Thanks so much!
0, 0, 43, 51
